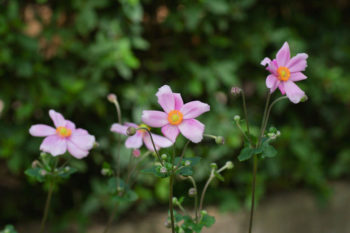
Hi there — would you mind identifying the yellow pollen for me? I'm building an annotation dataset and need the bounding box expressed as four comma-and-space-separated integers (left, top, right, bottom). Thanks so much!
168, 110, 183, 125
277, 66, 290, 81
56, 126, 72, 138
138, 123, 150, 133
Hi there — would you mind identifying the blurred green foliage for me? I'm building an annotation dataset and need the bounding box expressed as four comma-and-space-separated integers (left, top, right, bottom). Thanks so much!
1, 0, 350, 229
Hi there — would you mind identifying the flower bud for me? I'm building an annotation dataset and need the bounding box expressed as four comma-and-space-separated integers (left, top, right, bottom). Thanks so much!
184, 160, 191, 166
160, 166, 167, 174
172, 197, 178, 204
64, 166, 70, 172
93, 141, 100, 148
215, 136, 225, 145
300, 95, 308, 102
101, 168, 109, 176
231, 87, 242, 96
210, 163, 218, 169
234, 115, 240, 122
161, 154, 167, 160
179, 228, 185, 233
126, 127, 136, 136
132, 149, 141, 158
225, 161, 234, 169
164, 220, 171, 228
267, 132, 276, 139
40, 169, 47, 176
188, 187, 197, 197
0, 99, 4, 116
201, 210, 208, 215
107, 93, 117, 103
117, 186, 124, 193
32, 160, 40, 168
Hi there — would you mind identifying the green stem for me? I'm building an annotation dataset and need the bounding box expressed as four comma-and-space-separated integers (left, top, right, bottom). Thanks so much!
241, 90, 250, 135
103, 204, 119, 233
248, 155, 258, 233
175, 140, 190, 170
169, 146, 176, 233
188, 176, 199, 223
199, 169, 215, 212
137, 127, 164, 166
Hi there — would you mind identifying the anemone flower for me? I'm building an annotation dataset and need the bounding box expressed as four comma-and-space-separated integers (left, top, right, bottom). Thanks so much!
142, 85, 210, 143
111, 122, 173, 151
29, 110, 95, 159
261, 42, 308, 103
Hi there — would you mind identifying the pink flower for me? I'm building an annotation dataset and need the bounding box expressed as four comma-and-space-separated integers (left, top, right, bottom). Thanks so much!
110, 122, 173, 151
141, 85, 210, 143
261, 42, 308, 103
29, 110, 95, 159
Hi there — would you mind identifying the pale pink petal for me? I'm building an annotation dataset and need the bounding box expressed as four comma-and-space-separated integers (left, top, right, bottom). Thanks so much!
161, 124, 180, 142
260, 57, 271, 66
151, 133, 173, 148
158, 93, 175, 113
174, 93, 184, 110
49, 110, 66, 127
65, 120, 76, 130
180, 101, 210, 119
68, 129, 95, 150
278, 83, 286, 95
284, 81, 305, 104
178, 119, 205, 143
267, 59, 278, 75
125, 134, 143, 149
289, 72, 307, 82
156, 85, 173, 97
124, 122, 139, 128
287, 53, 308, 72
111, 123, 128, 135
266, 74, 277, 89
67, 141, 89, 159
142, 110, 168, 127
29, 124, 56, 137
271, 80, 280, 93
276, 42, 290, 66
40, 135, 67, 156
143, 134, 159, 151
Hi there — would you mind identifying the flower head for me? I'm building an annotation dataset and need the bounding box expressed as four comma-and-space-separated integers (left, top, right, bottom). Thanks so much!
141, 85, 210, 143
29, 110, 95, 159
110, 122, 173, 151
261, 42, 308, 103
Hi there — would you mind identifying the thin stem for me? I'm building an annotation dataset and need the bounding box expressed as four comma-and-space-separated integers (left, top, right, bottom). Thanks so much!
175, 140, 190, 170
241, 90, 250, 135
137, 127, 163, 166
199, 169, 215, 212
235, 122, 251, 143
126, 151, 151, 184
248, 155, 258, 233
103, 204, 119, 233
257, 92, 271, 146
169, 146, 176, 233
188, 176, 199, 223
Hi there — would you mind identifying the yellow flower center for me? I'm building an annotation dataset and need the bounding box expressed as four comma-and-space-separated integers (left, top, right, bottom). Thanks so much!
168, 110, 183, 125
277, 66, 290, 81
138, 123, 150, 133
56, 126, 72, 138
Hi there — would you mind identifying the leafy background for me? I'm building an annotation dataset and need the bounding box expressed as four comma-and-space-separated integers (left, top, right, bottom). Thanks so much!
1, 0, 350, 231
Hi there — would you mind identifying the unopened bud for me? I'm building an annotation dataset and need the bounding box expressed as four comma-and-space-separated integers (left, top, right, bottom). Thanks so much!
160, 166, 167, 174
234, 115, 240, 122
184, 160, 191, 166
117, 186, 124, 193
40, 169, 47, 176
172, 197, 178, 204
210, 163, 218, 169
101, 168, 109, 176
107, 93, 117, 103
267, 132, 276, 139
164, 220, 171, 228
215, 136, 225, 145
161, 154, 167, 160
64, 166, 70, 172
276, 130, 281, 136
32, 160, 40, 168
201, 210, 208, 215
126, 127, 136, 136
179, 228, 185, 233
231, 87, 242, 96
93, 142, 100, 148
300, 95, 308, 102
225, 161, 234, 169
132, 149, 141, 158
188, 187, 197, 197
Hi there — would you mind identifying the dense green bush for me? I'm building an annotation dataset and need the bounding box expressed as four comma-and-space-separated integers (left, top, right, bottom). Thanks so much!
1, 0, 350, 229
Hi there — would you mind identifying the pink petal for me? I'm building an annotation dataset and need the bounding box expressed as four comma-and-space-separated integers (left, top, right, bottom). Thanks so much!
284, 81, 305, 104
174, 93, 184, 110
261, 57, 271, 66
287, 53, 308, 72
65, 120, 76, 130
161, 124, 180, 142
111, 123, 128, 135
40, 135, 67, 156
276, 42, 290, 66
29, 124, 56, 137
49, 110, 66, 127
67, 141, 89, 159
125, 122, 139, 128
178, 119, 205, 143
158, 93, 175, 113
68, 129, 95, 150
143, 134, 159, 151
151, 133, 173, 148
142, 110, 168, 127
180, 101, 210, 119
125, 134, 143, 149
289, 72, 307, 82
278, 82, 286, 95
156, 85, 173, 97
266, 75, 279, 93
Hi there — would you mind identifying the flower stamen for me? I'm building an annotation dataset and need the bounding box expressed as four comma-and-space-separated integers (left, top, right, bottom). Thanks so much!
56, 126, 72, 138
277, 66, 290, 81
168, 110, 183, 125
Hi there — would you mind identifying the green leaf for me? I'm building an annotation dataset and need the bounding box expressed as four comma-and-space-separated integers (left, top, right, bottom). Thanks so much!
200, 214, 215, 227
261, 142, 277, 158
1, 225, 18, 233
141, 166, 169, 178
25, 167, 45, 182
214, 171, 224, 181
176, 166, 193, 176
56, 167, 78, 179
238, 147, 255, 161
174, 157, 201, 167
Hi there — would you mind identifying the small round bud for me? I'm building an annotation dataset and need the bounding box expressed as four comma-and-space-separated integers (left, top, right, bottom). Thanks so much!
172, 197, 178, 204
126, 127, 136, 136
164, 220, 171, 228
64, 166, 70, 172
179, 228, 185, 233
201, 210, 208, 215
160, 166, 167, 174
93, 142, 100, 148
161, 154, 167, 160
32, 160, 40, 168
107, 93, 117, 103
117, 186, 124, 193
132, 149, 141, 158
40, 169, 47, 176
188, 187, 197, 197
101, 168, 109, 176
184, 160, 191, 166
225, 161, 234, 169
210, 163, 218, 169
234, 115, 241, 122
215, 136, 225, 145
276, 130, 281, 136
231, 87, 242, 96
300, 95, 308, 102
267, 132, 276, 139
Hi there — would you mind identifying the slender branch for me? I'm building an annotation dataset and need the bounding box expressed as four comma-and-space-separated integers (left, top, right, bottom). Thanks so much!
126, 151, 151, 184
169, 146, 176, 233
248, 155, 258, 233
188, 176, 199, 223
137, 127, 163, 166
175, 140, 190, 170
103, 204, 119, 233
241, 90, 250, 135
199, 169, 215, 212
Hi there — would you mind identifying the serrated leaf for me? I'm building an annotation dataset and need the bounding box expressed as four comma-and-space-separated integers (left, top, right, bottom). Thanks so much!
262, 143, 277, 158
25, 167, 45, 182
238, 147, 255, 161
176, 166, 193, 176
200, 214, 215, 227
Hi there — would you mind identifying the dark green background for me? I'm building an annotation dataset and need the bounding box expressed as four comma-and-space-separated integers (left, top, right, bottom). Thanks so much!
1, 0, 350, 230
